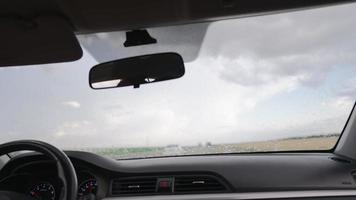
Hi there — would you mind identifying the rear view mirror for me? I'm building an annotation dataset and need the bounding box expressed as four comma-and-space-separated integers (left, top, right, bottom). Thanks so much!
89, 53, 185, 89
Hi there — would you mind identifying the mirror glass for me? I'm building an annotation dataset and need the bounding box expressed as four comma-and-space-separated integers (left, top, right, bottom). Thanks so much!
89, 53, 185, 89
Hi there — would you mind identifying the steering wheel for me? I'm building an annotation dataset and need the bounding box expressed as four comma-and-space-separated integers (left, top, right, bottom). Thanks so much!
0, 140, 78, 200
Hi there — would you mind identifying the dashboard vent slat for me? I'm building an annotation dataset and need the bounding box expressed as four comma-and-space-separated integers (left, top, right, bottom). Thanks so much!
111, 174, 230, 196
112, 177, 157, 195
174, 176, 228, 193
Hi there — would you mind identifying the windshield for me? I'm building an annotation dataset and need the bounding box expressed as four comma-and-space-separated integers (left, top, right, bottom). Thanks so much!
1, 4, 356, 159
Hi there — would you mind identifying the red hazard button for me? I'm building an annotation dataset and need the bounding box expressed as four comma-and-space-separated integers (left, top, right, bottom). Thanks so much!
159, 180, 170, 188
157, 178, 172, 192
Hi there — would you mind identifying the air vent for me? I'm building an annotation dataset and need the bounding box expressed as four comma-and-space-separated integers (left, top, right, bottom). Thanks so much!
174, 175, 228, 193
351, 171, 356, 180
111, 177, 157, 195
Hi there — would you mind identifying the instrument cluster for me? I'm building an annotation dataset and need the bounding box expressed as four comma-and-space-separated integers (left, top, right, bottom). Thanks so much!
28, 171, 98, 200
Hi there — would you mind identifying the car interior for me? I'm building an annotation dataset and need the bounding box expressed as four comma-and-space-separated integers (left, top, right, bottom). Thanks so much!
1, 0, 356, 200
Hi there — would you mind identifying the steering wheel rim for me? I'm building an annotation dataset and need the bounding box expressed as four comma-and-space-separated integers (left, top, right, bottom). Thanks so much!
0, 140, 77, 200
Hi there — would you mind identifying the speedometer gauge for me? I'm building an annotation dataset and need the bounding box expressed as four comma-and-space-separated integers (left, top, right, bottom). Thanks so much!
29, 182, 56, 200
78, 179, 98, 197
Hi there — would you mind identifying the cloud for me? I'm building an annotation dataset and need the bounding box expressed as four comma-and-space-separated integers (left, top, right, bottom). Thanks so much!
54, 121, 90, 137
338, 78, 356, 99
323, 77, 356, 111
62, 101, 81, 108
200, 4, 356, 88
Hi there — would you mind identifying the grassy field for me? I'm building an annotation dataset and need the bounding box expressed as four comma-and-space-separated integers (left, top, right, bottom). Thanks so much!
84, 134, 339, 159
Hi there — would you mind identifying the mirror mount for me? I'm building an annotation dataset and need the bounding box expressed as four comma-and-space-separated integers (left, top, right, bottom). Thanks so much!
124, 29, 157, 47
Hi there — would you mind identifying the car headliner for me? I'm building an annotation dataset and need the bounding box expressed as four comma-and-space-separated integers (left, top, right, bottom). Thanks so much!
1, 0, 356, 34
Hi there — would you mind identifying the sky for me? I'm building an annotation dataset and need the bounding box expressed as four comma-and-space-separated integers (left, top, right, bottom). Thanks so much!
1, 3, 356, 149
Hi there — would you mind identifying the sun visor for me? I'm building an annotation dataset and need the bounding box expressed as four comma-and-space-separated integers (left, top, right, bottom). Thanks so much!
0, 16, 83, 67
78, 23, 209, 63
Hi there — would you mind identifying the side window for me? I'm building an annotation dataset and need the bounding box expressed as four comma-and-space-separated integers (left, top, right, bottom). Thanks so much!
0, 155, 10, 170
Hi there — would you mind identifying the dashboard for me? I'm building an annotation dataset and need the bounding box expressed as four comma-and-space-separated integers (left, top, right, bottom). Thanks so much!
1, 151, 356, 200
